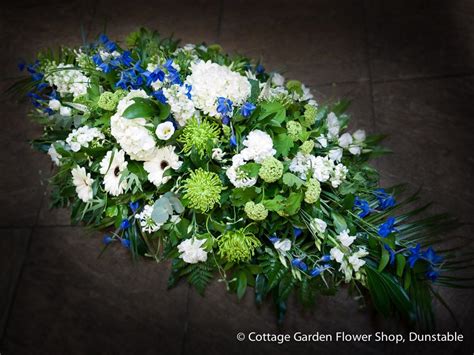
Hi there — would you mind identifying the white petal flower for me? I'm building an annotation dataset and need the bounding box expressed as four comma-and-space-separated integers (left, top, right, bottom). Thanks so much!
178, 238, 208, 264
331, 164, 348, 188
327, 112, 340, 139
162, 84, 196, 126
348, 146, 362, 155
315, 135, 328, 148
60, 106, 72, 116
211, 148, 225, 161
241, 130, 276, 163
328, 148, 343, 162
45, 63, 90, 98
271, 73, 285, 86
47, 141, 65, 166
274, 239, 292, 252
330, 247, 344, 263
143, 145, 182, 187
348, 254, 366, 272
48, 99, 61, 111
66, 126, 104, 152
135, 204, 162, 233
338, 132, 353, 148
71, 166, 94, 203
99, 149, 128, 196
313, 218, 327, 234
353, 129, 366, 143
155, 121, 175, 140
337, 229, 356, 247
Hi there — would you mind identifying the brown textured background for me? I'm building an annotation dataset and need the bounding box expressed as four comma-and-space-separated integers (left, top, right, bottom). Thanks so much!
1, 0, 474, 354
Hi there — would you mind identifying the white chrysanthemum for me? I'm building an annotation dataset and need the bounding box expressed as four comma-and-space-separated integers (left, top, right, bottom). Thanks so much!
331, 163, 348, 188
178, 238, 208, 264
155, 121, 175, 140
240, 130, 276, 163
99, 149, 128, 196
71, 166, 94, 203
185, 60, 251, 117
162, 84, 196, 126
143, 145, 182, 187
66, 126, 104, 152
135, 204, 162, 233
226, 153, 257, 188
110, 90, 157, 161
45, 63, 90, 98
337, 229, 356, 247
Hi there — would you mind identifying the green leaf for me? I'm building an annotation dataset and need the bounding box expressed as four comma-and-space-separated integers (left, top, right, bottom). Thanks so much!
239, 163, 261, 178
282, 173, 304, 189
274, 133, 294, 157
123, 98, 159, 119
284, 191, 304, 216
263, 195, 286, 212
236, 271, 248, 300
278, 273, 296, 301
378, 245, 390, 272
396, 254, 406, 278
331, 212, 347, 233
151, 197, 173, 224
248, 79, 260, 103
230, 187, 258, 207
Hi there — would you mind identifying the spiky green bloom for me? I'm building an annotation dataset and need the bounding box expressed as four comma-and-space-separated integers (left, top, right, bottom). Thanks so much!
303, 104, 317, 127
300, 140, 315, 155
217, 229, 261, 263
304, 178, 321, 204
287, 120, 303, 141
178, 118, 220, 158
183, 168, 223, 212
244, 201, 268, 221
97, 91, 119, 111
258, 157, 283, 183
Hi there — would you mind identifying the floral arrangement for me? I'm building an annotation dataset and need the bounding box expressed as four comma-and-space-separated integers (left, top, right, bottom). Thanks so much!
12, 28, 472, 329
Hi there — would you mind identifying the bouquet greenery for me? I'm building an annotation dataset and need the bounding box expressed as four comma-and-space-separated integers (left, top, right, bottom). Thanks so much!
11, 28, 472, 329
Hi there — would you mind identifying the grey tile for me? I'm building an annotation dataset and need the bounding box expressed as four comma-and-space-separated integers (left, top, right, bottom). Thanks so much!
37, 185, 71, 227
220, 0, 369, 86
1, 226, 188, 355
366, 0, 474, 81
0, 228, 31, 340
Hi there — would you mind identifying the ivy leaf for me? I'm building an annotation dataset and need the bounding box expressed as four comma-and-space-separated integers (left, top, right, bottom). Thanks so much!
282, 173, 304, 189
274, 133, 294, 157
123, 98, 159, 119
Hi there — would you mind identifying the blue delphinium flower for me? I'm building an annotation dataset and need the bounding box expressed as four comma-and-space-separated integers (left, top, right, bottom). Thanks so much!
129, 201, 140, 213
408, 243, 422, 268
310, 268, 322, 277
221, 115, 231, 125
354, 196, 371, 218
384, 244, 396, 265
374, 188, 396, 210
426, 266, 440, 282
153, 90, 167, 104
293, 227, 302, 238
256, 64, 265, 74
116, 64, 145, 90
184, 84, 192, 99
422, 247, 443, 265
240, 102, 256, 117
103, 235, 113, 245
120, 219, 130, 230
119, 51, 133, 66
230, 134, 237, 147
320, 254, 331, 262
98, 34, 117, 52
121, 238, 131, 249
143, 67, 165, 86
291, 258, 308, 271
216, 97, 233, 116
164, 59, 182, 85
378, 217, 397, 238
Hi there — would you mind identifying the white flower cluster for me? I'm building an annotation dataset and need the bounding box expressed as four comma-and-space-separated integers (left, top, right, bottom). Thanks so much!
110, 90, 157, 161
289, 153, 348, 188
66, 126, 105, 152
45, 63, 90, 98
226, 130, 276, 188
185, 60, 251, 117
163, 84, 196, 126
99, 149, 128, 196
330, 229, 368, 282
135, 204, 162, 233
178, 238, 208, 264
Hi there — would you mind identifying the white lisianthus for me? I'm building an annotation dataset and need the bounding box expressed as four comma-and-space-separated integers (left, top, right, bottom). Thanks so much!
185, 60, 251, 117
135, 204, 162, 233
274, 238, 292, 252
328, 148, 343, 162
240, 130, 276, 163
348, 146, 362, 155
226, 153, 257, 188
110, 90, 157, 161
143, 145, 182, 187
315, 135, 328, 148
99, 149, 128, 196
271, 73, 285, 86
353, 129, 366, 143
178, 238, 208, 264
330, 247, 344, 263
155, 121, 175, 140
60, 106, 72, 116
71, 166, 94, 203
348, 253, 366, 272
48, 99, 61, 111
338, 132, 353, 148
337, 229, 356, 247
312, 218, 327, 234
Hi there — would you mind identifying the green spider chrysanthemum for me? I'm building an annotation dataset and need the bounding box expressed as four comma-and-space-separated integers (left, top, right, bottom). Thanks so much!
258, 157, 283, 183
303, 103, 317, 127
178, 117, 221, 158
287, 120, 303, 141
300, 140, 315, 155
217, 229, 262, 263
304, 177, 321, 204
97, 91, 119, 111
182, 168, 223, 212
244, 201, 268, 221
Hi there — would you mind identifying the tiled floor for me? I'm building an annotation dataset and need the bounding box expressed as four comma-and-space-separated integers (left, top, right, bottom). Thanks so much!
1, 1, 473, 354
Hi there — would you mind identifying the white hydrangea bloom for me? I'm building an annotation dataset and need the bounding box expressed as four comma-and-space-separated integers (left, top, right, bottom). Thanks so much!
66, 126, 104, 152
135, 204, 162, 233
99, 149, 128, 196
178, 238, 208, 264
110, 90, 157, 161
45, 63, 90, 98
240, 130, 276, 163
330, 163, 348, 188
71, 166, 94, 203
162, 84, 196, 126
312, 156, 334, 183
143, 145, 182, 187
337, 229, 356, 247
185, 60, 251, 117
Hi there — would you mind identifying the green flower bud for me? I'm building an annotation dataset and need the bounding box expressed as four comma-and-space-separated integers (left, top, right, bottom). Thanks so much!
304, 178, 321, 204
258, 157, 283, 183
287, 120, 303, 141
97, 91, 118, 111
303, 104, 318, 127
244, 201, 269, 221
300, 140, 315, 155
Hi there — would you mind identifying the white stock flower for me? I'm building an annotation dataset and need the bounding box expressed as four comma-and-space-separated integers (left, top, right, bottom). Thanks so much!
99, 149, 128, 196
337, 229, 356, 247
185, 60, 251, 117
240, 130, 276, 163
143, 145, 182, 187
71, 166, 94, 203
155, 121, 175, 140
274, 239, 292, 252
45, 63, 90, 98
162, 84, 196, 126
331, 164, 348, 188
178, 238, 208, 264
66, 126, 104, 152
